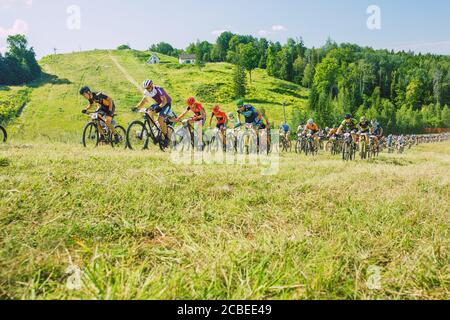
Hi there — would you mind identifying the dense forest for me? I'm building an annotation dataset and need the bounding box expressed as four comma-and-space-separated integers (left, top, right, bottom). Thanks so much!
150, 33, 450, 133
0, 35, 41, 86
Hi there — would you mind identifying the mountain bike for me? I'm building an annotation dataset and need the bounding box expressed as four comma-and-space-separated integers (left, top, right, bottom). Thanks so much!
342, 132, 356, 161
359, 132, 370, 160
397, 142, 405, 154
368, 135, 379, 158
280, 133, 292, 153
326, 134, 342, 156
226, 128, 239, 153
172, 119, 205, 152
304, 132, 318, 156
295, 133, 307, 154
0, 125, 7, 143
206, 127, 227, 153
238, 123, 258, 155
127, 108, 176, 152
82, 112, 126, 149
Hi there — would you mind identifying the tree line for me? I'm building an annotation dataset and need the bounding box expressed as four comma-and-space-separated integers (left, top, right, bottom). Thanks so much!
149, 32, 450, 133
0, 35, 41, 86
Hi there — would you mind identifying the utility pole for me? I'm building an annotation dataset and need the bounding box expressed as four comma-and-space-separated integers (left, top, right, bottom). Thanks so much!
283, 101, 287, 124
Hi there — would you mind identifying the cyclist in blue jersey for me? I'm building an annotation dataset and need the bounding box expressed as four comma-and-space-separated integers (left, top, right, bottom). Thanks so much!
236, 99, 270, 130
279, 122, 290, 142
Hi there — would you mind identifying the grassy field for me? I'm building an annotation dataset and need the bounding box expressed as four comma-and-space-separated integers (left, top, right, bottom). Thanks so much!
1, 50, 308, 143
0, 140, 448, 300
0, 50, 448, 300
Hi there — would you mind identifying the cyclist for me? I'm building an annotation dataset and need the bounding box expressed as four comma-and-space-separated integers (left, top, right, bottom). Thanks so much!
304, 119, 319, 135
279, 122, 290, 142
358, 116, 372, 146
387, 134, 394, 152
209, 105, 228, 146
134, 80, 174, 145
398, 135, 405, 152
371, 119, 384, 146
337, 114, 359, 143
297, 122, 306, 135
236, 99, 270, 132
176, 97, 207, 148
236, 100, 271, 150
176, 97, 207, 125
80, 86, 118, 140
228, 112, 241, 129
303, 119, 320, 150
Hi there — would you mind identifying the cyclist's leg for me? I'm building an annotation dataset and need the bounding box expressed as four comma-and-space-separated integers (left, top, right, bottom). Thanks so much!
105, 116, 117, 135
158, 105, 173, 137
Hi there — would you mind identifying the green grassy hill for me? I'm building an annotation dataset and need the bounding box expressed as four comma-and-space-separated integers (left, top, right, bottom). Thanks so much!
1, 50, 308, 142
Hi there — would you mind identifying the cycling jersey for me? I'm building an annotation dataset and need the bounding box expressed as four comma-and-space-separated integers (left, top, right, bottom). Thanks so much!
359, 122, 371, 133
372, 125, 383, 136
280, 124, 290, 133
144, 86, 172, 105
238, 105, 259, 124
89, 92, 115, 117
229, 118, 241, 129
212, 111, 227, 125
187, 102, 204, 117
306, 123, 319, 132
340, 119, 358, 131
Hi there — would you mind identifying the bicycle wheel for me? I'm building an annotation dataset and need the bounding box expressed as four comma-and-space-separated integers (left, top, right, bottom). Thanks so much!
0, 126, 6, 143
112, 125, 127, 149
127, 120, 149, 150
82, 122, 99, 148
360, 141, 366, 159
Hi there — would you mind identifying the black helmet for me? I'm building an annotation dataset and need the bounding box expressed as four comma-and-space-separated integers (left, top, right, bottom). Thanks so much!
79, 86, 91, 95
345, 113, 352, 119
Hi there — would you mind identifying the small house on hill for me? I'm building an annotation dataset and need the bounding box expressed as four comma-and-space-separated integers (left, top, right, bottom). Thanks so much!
147, 54, 160, 64
179, 54, 196, 65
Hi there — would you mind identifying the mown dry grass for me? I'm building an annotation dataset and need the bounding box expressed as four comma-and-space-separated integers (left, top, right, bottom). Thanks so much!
0, 141, 448, 300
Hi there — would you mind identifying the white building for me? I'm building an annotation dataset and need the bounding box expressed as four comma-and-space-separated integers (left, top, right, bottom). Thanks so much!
147, 54, 160, 64
179, 54, 196, 65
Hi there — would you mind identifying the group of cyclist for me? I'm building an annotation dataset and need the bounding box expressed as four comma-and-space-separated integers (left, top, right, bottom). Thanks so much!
79, 79, 272, 149
78, 80, 448, 154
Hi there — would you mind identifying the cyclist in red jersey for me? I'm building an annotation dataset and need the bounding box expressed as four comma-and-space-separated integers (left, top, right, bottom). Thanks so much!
176, 97, 208, 148
209, 105, 228, 147
176, 97, 207, 125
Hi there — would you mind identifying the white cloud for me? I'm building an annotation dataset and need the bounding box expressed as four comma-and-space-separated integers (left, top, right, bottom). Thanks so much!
0, 0, 33, 8
0, 46, 6, 54
272, 25, 287, 32
0, 19, 29, 38
211, 29, 230, 36
257, 25, 288, 37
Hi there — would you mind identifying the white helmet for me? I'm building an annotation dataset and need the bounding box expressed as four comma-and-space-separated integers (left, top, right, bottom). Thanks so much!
143, 79, 153, 88
308, 119, 314, 125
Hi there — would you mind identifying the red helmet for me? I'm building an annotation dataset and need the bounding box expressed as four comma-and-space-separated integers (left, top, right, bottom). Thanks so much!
213, 105, 220, 113
187, 97, 196, 106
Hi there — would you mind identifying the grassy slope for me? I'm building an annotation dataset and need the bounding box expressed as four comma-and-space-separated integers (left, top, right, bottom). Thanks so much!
0, 141, 448, 300
2, 50, 308, 142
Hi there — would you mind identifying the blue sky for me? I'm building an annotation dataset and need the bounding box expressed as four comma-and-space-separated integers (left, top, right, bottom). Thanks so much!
1, 0, 449, 58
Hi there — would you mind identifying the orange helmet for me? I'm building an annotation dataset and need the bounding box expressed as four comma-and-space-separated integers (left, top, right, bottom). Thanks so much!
187, 97, 196, 106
